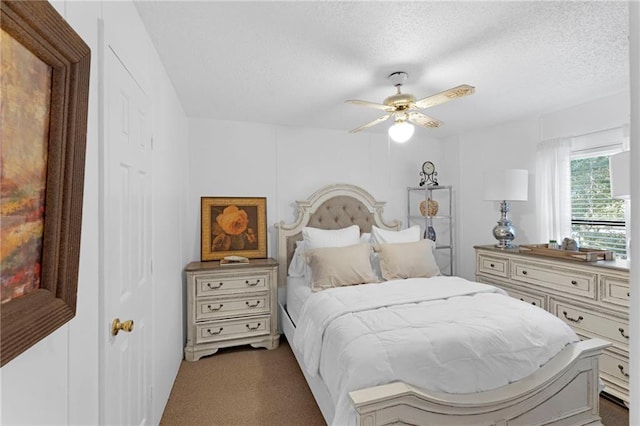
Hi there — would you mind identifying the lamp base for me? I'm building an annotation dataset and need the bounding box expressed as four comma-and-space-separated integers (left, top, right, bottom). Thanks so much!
492, 200, 517, 249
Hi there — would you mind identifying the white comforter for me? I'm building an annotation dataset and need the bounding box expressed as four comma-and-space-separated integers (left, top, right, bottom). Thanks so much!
292, 276, 579, 426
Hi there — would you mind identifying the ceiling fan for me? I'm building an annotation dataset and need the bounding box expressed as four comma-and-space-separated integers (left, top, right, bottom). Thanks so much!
346, 71, 475, 142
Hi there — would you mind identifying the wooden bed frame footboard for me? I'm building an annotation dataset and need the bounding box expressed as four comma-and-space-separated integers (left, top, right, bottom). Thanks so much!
350, 338, 610, 426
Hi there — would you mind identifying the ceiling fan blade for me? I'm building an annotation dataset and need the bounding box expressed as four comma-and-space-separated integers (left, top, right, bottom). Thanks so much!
346, 99, 395, 112
408, 111, 442, 128
414, 84, 475, 110
348, 114, 393, 133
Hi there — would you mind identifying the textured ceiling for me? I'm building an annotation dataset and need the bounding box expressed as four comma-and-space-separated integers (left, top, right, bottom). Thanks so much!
134, 1, 629, 139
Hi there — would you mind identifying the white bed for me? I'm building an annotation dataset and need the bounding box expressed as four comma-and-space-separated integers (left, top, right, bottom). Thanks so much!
275, 183, 610, 426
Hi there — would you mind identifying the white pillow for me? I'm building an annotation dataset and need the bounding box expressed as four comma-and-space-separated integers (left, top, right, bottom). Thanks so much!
371, 225, 421, 245
287, 240, 307, 277
302, 225, 360, 249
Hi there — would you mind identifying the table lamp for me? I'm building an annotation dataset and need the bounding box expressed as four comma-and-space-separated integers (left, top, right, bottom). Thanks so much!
483, 169, 529, 248
610, 151, 630, 199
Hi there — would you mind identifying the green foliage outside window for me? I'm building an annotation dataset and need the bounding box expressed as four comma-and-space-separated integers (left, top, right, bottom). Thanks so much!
570, 156, 627, 259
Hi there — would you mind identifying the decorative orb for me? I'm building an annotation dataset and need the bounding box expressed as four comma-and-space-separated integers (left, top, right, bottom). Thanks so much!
419, 199, 439, 217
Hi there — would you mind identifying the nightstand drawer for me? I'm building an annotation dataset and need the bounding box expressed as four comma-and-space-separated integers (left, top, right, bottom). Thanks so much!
196, 272, 268, 296
551, 300, 629, 351
196, 315, 271, 343
511, 260, 596, 299
600, 274, 630, 309
196, 294, 270, 320
477, 254, 508, 278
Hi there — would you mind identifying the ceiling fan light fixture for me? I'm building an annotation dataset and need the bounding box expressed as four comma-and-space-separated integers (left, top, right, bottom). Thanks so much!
388, 120, 414, 143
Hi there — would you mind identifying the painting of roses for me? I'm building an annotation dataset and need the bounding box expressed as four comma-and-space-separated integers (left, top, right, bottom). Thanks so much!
201, 197, 267, 261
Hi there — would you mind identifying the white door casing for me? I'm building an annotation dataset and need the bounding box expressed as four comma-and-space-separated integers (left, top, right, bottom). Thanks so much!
100, 41, 153, 426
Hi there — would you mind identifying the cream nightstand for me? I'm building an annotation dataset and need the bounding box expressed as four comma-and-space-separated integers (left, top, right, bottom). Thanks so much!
184, 258, 280, 361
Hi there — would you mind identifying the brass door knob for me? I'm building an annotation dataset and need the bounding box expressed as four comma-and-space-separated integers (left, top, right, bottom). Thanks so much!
112, 318, 134, 336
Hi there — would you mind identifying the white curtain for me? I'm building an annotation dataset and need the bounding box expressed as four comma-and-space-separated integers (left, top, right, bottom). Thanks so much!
536, 138, 572, 243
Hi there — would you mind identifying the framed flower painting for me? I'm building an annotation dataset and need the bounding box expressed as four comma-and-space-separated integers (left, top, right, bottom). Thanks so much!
201, 197, 267, 261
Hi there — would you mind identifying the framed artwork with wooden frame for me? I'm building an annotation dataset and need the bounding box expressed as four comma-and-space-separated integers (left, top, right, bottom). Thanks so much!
0, 1, 90, 366
201, 197, 267, 261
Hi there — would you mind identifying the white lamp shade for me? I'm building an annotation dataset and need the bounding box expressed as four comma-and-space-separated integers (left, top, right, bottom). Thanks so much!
610, 151, 630, 199
483, 169, 529, 201
388, 121, 414, 143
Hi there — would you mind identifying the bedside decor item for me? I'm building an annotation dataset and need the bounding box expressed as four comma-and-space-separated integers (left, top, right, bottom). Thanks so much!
419, 161, 439, 186
1, 0, 91, 367
201, 197, 267, 261
483, 169, 529, 249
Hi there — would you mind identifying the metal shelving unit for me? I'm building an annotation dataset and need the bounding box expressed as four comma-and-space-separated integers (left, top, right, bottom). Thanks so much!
407, 185, 454, 275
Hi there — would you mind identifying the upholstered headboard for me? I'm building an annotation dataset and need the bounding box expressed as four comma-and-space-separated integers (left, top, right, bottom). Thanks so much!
274, 184, 400, 289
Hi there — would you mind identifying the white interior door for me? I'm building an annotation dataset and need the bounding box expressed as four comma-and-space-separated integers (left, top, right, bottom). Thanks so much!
100, 43, 153, 426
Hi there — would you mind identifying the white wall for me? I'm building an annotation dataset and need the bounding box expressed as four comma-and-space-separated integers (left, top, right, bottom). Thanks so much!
186, 120, 446, 264
0, 2, 188, 425
456, 117, 540, 280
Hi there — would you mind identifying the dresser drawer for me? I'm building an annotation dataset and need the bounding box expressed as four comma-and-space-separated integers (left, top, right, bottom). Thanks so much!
196, 315, 271, 343
600, 274, 630, 309
502, 287, 546, 309
196, 272, 269, 297
600, 350, 630, 386
477, 254, 508, 278
196, 293, 270, 321
511, 260, 596, 299
551, 300, 629, 351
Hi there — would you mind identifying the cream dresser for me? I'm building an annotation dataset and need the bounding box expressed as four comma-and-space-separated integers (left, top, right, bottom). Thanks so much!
184, 258, 280, 361
475, 245, 630, 405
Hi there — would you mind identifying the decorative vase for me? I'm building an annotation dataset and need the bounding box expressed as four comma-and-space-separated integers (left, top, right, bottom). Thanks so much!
419, 198, 439, 217
425, 225, 436, 242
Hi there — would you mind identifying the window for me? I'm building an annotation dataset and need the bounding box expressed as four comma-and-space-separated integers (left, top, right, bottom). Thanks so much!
570, 155, 627, 259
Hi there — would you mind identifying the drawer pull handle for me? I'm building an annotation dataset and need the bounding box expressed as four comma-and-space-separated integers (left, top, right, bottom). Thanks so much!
519, 298, 537, 306
628, 292, 630, 297
246, 301, 261, 308
562, 311, 583, 323
522, 270, 528, 275
570, 280, 578, 285
490, 263, 495, 268
207, 282, 223, 290
245, 279, 261, 287
207, 327, 223, 335
618, 364, 630, 378
618, 328, 630, 339
207, 304, 223, 311
246, 322, 261, 330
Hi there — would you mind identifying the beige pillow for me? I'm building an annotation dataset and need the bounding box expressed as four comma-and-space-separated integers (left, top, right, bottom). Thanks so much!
374, 239, 441, 280
303, 243, 378, 291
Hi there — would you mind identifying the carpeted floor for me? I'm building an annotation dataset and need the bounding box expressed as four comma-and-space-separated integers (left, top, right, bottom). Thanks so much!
160, 338, 628, 425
